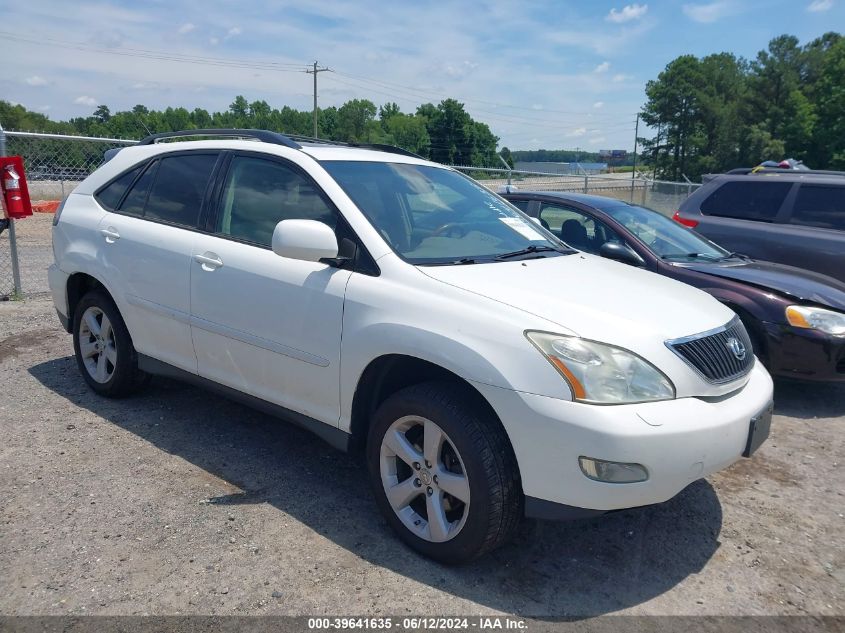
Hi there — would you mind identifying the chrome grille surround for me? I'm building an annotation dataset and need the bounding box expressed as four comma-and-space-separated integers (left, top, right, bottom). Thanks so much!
665, 317, 755, 384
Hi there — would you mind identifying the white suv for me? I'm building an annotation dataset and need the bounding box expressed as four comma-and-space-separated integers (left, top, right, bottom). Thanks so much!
49, 129, 774, 563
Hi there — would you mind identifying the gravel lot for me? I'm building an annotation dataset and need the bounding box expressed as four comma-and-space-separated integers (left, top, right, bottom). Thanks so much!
1, 292, 843, 619
1, 215, 844, 618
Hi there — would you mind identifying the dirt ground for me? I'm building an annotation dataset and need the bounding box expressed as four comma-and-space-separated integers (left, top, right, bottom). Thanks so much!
0, 295, 843, 619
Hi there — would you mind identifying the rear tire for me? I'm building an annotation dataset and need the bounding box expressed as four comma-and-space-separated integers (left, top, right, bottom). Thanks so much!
366, 381, 521, 564
72, 290, 147, 398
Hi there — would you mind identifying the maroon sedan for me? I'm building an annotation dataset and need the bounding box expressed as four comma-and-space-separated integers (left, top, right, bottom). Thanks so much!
503, 191, 845, 382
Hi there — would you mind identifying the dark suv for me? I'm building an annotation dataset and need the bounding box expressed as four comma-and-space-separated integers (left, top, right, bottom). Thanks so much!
675, 171, 845, 282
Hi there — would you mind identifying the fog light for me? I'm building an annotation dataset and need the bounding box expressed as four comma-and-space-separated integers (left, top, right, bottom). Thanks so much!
578, 457, 649, 483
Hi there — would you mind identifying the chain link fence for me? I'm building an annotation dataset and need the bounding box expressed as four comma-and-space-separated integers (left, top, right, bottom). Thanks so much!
449, 166, 700, 217
0, 129, 701, 298
0, 130, 136, 298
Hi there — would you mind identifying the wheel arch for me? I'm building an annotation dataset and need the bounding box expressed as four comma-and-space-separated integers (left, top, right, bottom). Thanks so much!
65, 272, 114, 333
348, 354, 517, 466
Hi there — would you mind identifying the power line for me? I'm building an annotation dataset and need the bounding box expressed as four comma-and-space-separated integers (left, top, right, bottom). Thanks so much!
0, 32, 310, 72
326, 74, 632, 130
332, 70, 629, 118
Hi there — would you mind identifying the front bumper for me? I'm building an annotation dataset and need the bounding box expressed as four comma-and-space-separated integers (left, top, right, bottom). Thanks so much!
762, 321, 845, 382
472, 360, 774, 515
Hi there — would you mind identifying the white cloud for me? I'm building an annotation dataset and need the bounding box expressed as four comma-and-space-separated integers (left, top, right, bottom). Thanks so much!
25, 75, 47, 86
224, 27, 242, 40
682, 2, 736, 23
566, 127, 587, 137
441, 60, 478, 78
594, 61, 610, 73
589, 136, 607, 144
593, 101, 604, 109
606, 4, 649, 23
209, 36, 220, 45
807, 0, 833, 11
612, 73, 630, 82
531, 104, 544, 110
73, 95, 98, 107
178, 22, 195, 34
37, 105, 51, 112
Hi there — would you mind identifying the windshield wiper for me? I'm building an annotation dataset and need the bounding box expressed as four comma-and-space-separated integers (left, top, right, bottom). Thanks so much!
661, 252, 725, 261
495, 245, 563, 260
423, 257, 483, 266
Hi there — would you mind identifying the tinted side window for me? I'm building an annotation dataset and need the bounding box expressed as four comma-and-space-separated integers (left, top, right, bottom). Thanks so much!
95, 165, 143, 211
700, 181, 792, 222
144, 154, 218, 227
508, 199, 530, 212
119, 162, 158, 217
789, 185, 845, 231
217, 156, 337, 247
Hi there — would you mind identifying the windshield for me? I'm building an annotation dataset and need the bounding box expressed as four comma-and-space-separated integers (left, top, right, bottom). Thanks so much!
321, 161, 568, 264
602, 204, 730, 261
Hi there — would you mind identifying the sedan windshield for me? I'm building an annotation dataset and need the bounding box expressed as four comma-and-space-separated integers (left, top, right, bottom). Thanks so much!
321, 161, 568, 264
602, 204, 731, 261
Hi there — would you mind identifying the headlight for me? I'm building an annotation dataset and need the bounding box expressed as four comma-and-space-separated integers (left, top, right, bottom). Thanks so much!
525, 331, 675, 404
785, 305, 845, 336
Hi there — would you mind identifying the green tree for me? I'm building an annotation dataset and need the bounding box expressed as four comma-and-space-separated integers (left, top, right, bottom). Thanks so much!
337, 99, 377, 142
385, 114, 430, 155
811, 38, 845, 168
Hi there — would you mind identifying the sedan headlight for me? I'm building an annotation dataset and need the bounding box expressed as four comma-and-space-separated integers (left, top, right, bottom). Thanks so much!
785, 305, 845, 336
526, 331, 675, 404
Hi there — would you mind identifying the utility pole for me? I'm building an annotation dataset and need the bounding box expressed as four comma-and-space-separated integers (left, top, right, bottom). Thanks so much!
305, 61, 330, 138
630, 113, 640, 202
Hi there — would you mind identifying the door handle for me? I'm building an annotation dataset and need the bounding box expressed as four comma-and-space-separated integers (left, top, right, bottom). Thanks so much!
100, 227, 120, 243
194, 252, 224, 271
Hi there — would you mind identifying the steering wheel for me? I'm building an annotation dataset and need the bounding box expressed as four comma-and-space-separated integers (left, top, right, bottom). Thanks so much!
431, 223, 468, 238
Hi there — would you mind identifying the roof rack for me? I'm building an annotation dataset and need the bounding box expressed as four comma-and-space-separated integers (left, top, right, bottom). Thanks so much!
137, 128, 302, 149
725, 167, 845, 177
136, 128, 425, 160
286, 134, 424, 159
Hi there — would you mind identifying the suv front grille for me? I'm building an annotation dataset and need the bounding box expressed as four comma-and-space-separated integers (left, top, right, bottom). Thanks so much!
666, 317, 754, 384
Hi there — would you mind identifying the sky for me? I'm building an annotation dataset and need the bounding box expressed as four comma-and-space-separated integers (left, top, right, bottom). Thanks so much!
1, 0, 842, 152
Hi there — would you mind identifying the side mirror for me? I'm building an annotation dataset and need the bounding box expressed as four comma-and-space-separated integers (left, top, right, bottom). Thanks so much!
272, 219, 338, 264
599, 241, 644, 267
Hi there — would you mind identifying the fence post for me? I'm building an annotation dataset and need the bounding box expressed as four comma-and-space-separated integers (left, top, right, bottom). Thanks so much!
583, 175, 588, 193
0, 122, 23, 297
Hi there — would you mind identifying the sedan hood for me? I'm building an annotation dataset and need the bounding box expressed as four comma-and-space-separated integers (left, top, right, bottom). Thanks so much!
419, 253, 734, 345
677, 259, 845, 312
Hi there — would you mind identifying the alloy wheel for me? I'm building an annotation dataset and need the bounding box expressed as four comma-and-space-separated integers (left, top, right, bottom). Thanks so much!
379, 415, 470, 543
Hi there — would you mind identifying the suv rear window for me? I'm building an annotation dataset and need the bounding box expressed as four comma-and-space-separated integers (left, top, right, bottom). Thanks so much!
700, 181, 792, 222
789, 185, 845, 231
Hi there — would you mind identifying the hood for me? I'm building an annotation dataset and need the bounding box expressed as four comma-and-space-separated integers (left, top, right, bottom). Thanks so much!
676, 259, 845, 312
418, 253, 735, 346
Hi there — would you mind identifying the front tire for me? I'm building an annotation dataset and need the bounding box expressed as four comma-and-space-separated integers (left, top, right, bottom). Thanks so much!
72, 290, 147, 398
366, 382, 521, 564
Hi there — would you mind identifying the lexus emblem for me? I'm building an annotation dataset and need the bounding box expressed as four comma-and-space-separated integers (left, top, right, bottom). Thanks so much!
727, 337, 746, 361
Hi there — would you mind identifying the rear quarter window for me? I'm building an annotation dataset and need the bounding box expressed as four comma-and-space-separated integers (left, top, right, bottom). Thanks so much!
789, 185, 845, 231
700, 181, 792, 222
94, 165, 144, 211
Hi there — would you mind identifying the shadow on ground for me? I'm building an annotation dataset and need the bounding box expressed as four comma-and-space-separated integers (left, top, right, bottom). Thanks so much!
773, 378, 845, 419
31, 356, 725, 617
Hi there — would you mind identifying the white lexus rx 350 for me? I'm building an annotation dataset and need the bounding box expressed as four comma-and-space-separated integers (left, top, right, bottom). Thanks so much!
49, 129, 774, 563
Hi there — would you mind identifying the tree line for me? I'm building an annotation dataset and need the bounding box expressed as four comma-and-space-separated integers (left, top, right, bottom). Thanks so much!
640, 32, 844, 180
0, 96, 503, 167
